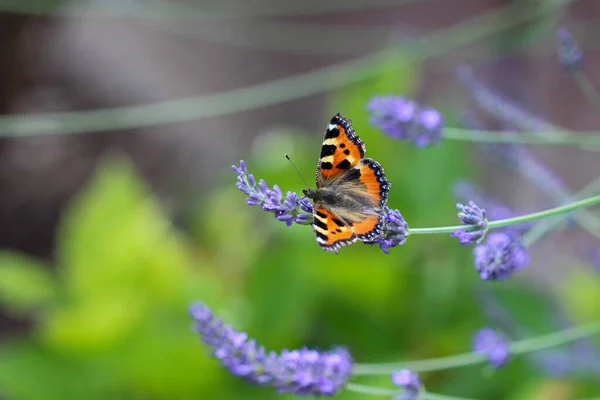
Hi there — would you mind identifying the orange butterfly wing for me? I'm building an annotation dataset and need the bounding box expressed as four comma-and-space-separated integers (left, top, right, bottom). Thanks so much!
348, 159, 389, 241
312, 207, 357, 252
316, 113, 365, 186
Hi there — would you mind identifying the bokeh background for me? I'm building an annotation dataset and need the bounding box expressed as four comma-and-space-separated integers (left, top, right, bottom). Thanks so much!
0, 1, 599, 399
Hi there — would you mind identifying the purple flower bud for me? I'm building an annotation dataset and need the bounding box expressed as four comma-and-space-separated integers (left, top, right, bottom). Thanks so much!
556, 28, 582, 72
373, 208, 410, 254
299, 197, 314, 214
473, 232, 529, 281
472, 328, 509, 368
367, 96, 443, 147
391, 369, 421, 400
451, 201, 488, 245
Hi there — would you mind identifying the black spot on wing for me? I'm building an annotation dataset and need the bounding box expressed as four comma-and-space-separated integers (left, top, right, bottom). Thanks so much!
321, 162, 333, 170
316, 210, 327, 219
332, 218, 345, 227
343, 149, 350, 155
340, 143, 346, 148
316, 231, 328, 241
320, 144, 337, 158
335, 159, 351, 169
324, 127, 340, 139
314, 217, 327, 231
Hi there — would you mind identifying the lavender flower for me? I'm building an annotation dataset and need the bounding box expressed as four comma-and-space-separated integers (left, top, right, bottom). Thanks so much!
391, 369, 421, 400
367, 96, 443, 147
190, 302, 353, 396
233, 160, 313, 226
373, 207, 410, 254
473, 232, 529, 281
556, 28, 582, 72
472, 328, 509, 368
458, 66, 554, 132
451, 201, 488, 245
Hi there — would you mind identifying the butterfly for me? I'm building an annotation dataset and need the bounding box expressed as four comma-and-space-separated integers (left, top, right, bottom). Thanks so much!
303, 113, 391, 252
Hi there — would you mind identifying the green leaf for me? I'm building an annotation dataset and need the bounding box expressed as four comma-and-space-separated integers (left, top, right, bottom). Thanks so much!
559, 262, 600, 323
57, 153, 191, 301
46, 152, 213, 353
0, 339, 117, 400
0, 251, 55, 315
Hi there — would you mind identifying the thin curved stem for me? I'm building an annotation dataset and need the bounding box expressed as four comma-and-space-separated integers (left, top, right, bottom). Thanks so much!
522, 177, 600, 247
444, 127, 600, 148
345, 383, 397, 396
409, 194, 600, 235
352, 319, 600, 375
572, 71, 600, 113
0, 0, 578, 137
346, 383, 479, 400
0, 0, 421, 20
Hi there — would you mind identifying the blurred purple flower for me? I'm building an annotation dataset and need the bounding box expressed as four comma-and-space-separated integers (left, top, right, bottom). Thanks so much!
391, 369, 421, 400
458, 66, 553, 132
451, 201, 488, 245
233, 160, 313, 226
373, 207, 410, 254
556, 28, 583, 72
472, 328, 509, 368
473, 232, 529, 281
367, 95, 444, 147
190, 302, 353, 396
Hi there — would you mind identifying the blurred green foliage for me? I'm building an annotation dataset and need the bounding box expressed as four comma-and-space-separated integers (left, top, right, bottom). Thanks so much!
0, 52, 599, 400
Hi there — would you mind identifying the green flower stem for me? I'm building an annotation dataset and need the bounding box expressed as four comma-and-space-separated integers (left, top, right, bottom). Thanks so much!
408, 194, 600, 236
572, 71, 600, 113
345, 383, 397, 397
0, 0, 415, 19
0, 0, 577, 137
515, 157, 600, 243
443, 127, 600, 149
352, 319, 600, 375
346, 383, 478, 400
522, 177, 600, 247
420, 393, 480, 400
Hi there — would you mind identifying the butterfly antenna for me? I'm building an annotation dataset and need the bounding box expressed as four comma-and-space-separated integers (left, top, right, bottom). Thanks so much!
285, 154, 310, 190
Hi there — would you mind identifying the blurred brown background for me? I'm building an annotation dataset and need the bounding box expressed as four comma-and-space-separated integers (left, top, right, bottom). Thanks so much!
0, 0, 598, 332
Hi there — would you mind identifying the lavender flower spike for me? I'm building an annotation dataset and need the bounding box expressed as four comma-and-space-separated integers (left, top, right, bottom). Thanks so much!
556, 27, 583, 72
373, 207, 410, 254
391, 369, 421, 400
367, 95, 444, 147
451, 201, 488, 245
233, 160, 313, 226
472, 328, 509, 368
473, 232, 529, 281
190, 302, 353, 396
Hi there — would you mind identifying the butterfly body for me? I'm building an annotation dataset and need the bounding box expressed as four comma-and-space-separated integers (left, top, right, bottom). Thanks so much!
305, 113, 391, 252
